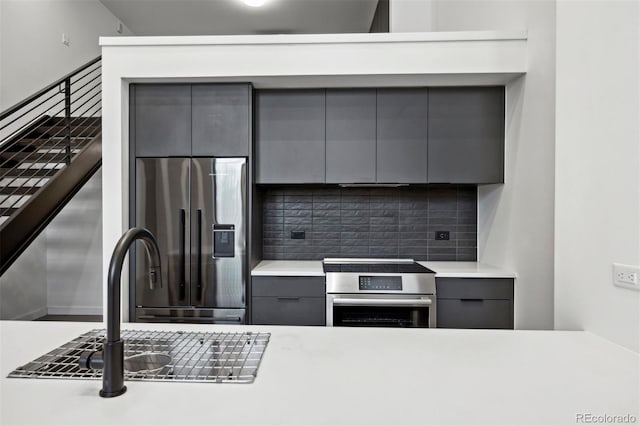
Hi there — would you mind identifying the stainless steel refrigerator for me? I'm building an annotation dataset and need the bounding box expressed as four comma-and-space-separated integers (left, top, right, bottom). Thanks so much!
133, 157, 247, 324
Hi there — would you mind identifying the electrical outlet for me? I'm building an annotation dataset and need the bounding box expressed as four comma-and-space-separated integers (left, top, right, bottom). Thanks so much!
435, 231, 450, 241
290, 231, 305, 240
613, 263, 640, 291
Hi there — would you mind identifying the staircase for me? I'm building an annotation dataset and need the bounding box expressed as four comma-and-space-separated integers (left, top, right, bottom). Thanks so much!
0, 57, 102, 275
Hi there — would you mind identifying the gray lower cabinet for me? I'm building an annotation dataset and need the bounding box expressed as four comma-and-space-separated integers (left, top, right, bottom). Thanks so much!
132, 84, 191, 157
325, 89, 376, 183
255, 90, 326, 183
428, 87, 505, 184
436, 278, 514, 329
251, 276, 326, 326
191, 84, 251, 157
376, 88, 428, 183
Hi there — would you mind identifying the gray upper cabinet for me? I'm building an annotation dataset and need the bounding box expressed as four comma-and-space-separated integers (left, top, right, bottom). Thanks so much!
325, 89, 376, 183
256, 90, 326, 183
253, 87, 505, 185
376, 89, 429, 183
133, 84, 191, 157
192, 84, 250, 157
428, 87, 505, 183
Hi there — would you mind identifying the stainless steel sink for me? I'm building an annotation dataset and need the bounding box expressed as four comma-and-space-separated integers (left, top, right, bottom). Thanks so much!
7, 329, 270, 383
124, 352, 172, 374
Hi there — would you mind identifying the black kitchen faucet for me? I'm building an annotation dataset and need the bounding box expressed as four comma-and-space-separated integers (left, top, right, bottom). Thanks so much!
79, 227, 162, 397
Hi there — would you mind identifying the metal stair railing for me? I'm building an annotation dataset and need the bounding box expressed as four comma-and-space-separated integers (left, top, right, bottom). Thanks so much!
0, 56, 102, 274
0, 56, 101, 221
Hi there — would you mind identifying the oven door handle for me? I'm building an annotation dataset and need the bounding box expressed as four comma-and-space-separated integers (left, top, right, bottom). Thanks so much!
332, 298, 432, 307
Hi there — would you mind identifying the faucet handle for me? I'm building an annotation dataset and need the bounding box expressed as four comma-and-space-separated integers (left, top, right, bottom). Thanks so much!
149, 267, 162, 290
79, 350, 104, 370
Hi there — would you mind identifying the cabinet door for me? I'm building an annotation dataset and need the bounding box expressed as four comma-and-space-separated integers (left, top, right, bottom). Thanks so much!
252, 276, 326, 297
325, 89, 376, 183
376, 88, 428, 183
192, 84, 250, 157
255, 90, 326, 183
428, 87, 505, 183
436, 278, 514, 299
252, 297, 326, 326
133, 84, 191, 157
437, 299, 513, 329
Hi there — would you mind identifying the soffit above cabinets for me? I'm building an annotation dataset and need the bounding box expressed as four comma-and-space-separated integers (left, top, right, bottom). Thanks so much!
100, 31, 527, 87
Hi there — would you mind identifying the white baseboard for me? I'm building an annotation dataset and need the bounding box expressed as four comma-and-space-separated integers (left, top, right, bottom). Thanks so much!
47, 305, 102, 316
13, 307, 48, 321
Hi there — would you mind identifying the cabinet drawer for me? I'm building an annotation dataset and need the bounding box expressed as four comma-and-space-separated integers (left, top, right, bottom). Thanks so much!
437, 299, 513, 329
436, 278, 513, 300
252, 276, 325, 297
252, 296, 326, 326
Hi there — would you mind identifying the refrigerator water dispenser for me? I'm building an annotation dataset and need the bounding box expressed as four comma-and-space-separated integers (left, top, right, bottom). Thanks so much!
213, 224, 235, 258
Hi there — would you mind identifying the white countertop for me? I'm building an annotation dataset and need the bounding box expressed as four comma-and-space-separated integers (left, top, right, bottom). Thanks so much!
251, 260, 325, 276
251, 260, 516, 278
419, 261, 517, 278
1, 321, 637, 425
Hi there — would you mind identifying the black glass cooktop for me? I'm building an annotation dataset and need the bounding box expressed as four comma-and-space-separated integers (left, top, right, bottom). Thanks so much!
323, 262, 434, 274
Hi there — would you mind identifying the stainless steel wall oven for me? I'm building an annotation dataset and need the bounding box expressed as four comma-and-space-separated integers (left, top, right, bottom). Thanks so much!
325, 259, 436, 328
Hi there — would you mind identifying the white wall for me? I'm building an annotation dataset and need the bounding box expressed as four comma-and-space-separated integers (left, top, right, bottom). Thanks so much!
46, 169, 103, 315
389, 0, 434, 32
555, 0, 640, 352
390, 0, 557, 330
0, 235, 47, 320
0, 0, 132, 110
0, 169, 103, 320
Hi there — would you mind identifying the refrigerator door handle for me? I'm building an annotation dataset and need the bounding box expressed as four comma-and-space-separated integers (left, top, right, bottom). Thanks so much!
179, 208, 186, 301
196, 209, 202, 302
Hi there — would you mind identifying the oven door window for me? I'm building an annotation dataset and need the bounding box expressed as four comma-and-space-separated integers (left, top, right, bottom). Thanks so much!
333, 305, 430, 328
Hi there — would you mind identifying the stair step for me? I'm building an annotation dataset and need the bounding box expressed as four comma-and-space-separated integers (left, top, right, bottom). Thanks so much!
45, 116, 101, 127
0, 152, 73, 163
34, 125, 100, 137
0, 193, 30, 209
0, 207, 21, 217
0, 167, 60, 178
23, 148, 80, 155
0, 186, 42, 195
3, 140, 87, 153
2, 135, 95, 152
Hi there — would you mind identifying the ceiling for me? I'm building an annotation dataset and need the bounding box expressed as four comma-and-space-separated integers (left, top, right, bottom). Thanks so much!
100, 0, 380, 36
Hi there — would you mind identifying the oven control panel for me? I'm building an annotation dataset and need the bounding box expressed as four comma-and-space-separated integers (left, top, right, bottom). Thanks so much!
359, 276, 403, 291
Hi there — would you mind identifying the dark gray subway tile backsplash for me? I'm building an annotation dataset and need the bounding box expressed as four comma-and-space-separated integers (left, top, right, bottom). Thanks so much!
262, 186, 477, 261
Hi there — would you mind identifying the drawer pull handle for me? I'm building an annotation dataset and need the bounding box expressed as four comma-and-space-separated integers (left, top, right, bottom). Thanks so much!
277, 297, 300, 301
460, 298, 484, 302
